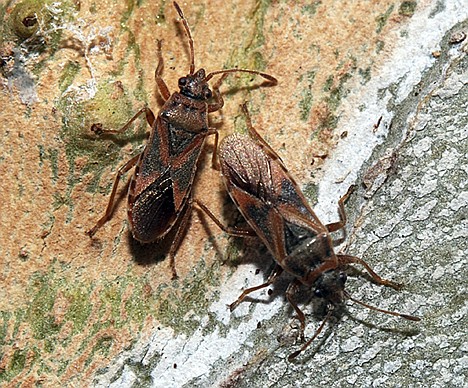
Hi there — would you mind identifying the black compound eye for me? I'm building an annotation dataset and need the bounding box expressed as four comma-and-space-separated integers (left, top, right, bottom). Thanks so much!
314, 288, 324, 298
339, 272, 347, 285
179, 77, 187, 87
204, 89, 212, 99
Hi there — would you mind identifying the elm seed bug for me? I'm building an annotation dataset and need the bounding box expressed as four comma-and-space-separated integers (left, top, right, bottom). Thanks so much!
86, 3, 277, 279
197, 104, 420, 359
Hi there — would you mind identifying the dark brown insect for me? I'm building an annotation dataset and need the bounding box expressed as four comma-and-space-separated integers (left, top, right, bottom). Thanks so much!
86, 2, 277, 279
198, 104, 420, 359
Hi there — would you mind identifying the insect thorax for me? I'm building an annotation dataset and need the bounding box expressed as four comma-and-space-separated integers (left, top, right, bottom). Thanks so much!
160, 94, 208, 133
282, 229, 336, 281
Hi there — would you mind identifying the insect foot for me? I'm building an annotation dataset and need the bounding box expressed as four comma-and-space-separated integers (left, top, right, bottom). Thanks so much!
86, 3, 277, 280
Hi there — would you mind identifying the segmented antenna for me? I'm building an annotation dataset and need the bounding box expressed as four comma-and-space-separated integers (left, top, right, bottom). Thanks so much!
205, 68, 277, 85
173, 2, 195, 74
173, 2, 277, 86
288, 293, 420, 360
345, 292, 421, 322
288, 308, 333, 360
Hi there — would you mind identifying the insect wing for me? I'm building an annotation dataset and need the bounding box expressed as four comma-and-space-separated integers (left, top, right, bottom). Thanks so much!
219, 133, 327, 261
129, 167, 176, 242
128, 114, 206, 242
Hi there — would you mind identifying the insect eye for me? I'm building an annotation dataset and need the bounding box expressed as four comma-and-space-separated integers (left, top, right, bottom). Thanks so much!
204, 89, 212, 99
339, 272, 347, 284
179, 77, 187, 87
314, 288, 324, 298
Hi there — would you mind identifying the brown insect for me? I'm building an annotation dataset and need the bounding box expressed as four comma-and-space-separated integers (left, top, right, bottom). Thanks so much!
198, 104, 420, 359
86, 2, 277, 279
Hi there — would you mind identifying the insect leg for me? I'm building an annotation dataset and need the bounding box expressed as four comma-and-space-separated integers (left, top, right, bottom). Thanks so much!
87, 153, 141, 238
155, 39, 171, 101
207, 73, 228, 112
338, 254, 402, 290
229, 264, 284, 311
194, 199, 256, 237
166, 200, 194, 280
204, 129, 220, 169
285, 279, 307, 341
241, 103, 284, 163
91, 107, 156, 135
205, 72, 229, 169
326, 185, 356, 233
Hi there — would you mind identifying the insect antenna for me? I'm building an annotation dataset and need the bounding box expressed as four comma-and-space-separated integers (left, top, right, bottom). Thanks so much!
288, 292, 420, 360
344, 291, 421, 321
205, 69, 277, 85
288, 307, 334, 361
173, 1, 195, 74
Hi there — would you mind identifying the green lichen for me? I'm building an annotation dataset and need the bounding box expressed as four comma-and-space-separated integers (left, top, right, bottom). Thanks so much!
127, 357, 156, 387
0, 259, 166, 383
37, 146, 59, 184
322, 59, 355, 112
0, 230, 228, 383
115, 0, 147, 99
51, 191, 73, 212
12, 10, 37, 39
59, 61, 81, 93
323, 75, 334, 93
156, 260, 222, 336
327, 80, 349, 110
56, 79, 143, 197
107, 21, 147, 104
376, 4, 395, 34
358, 67, 371, 84
247, 0, 273, 50
299, 70, 317, 85
112, 31, 138, 77
223, 238, 245, 267
26, 271, 62, 342
399, 1, 417, 17
63, 287, 92, 335
0, 311, 8, 345
429, 0, 445, 18
302, 182, 318, 204
120, 0, 139, 27
86, 336, 114, 366
49, 148, 59, 183
100, 281, 123, 325
301, 1, 322, 16
8, 349, 27, 378
299, 89, 313, 122
125, 283, 154, 323
319, 111, 338, 133
154, 2, 167, 23
298, 70, 317, 122
225, 1, 273, 85
376, 39, 385, 54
